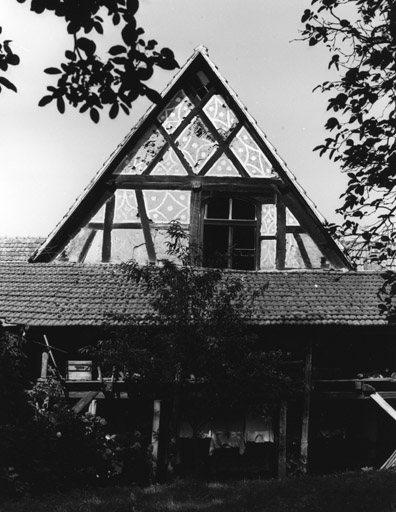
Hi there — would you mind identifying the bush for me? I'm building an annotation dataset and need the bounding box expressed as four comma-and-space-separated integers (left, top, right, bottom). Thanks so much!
0, 372, 152, 501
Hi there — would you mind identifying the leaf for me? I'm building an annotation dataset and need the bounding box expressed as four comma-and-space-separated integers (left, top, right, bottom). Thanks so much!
157, 48, 179, 70
94, 22, 103, 35
67, 21, 81, 34
120, 103, 130, 115
57, 96, 65, 114
112, 12, 120, 25
121, 23, 137, 46
65, 50, 76, 61
160, 48, 175, 60
126, 0, 139, 16
90, 108, 100, 123
109, 45, 126, 56
0, 76, 17, 92
8, 54, 20, 66
109, 103, 119, 119
156, 58, 179, 71
44, 67, 62, 75
136, 66, 154, 81
31, 0, 45, 14
77, 37, 96, 56
147, 39, 158, 50
38, 95, 54, 107
112, 57, 127, 65
301, 9, 311, 23
144, 87, 161, 104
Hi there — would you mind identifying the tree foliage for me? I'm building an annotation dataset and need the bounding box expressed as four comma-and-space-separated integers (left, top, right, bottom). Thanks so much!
88, 222, 292, 422
301, 0, 396, 265
0, 326, 29, 425
0, 26, 20, 93
0, 331, 152, 499
0, 0, 178, 121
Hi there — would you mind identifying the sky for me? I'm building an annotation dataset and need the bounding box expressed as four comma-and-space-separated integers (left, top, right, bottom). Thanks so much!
0, 0, 347, 237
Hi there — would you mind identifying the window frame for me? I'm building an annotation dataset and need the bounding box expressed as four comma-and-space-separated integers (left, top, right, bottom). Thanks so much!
201, 195, 261, 270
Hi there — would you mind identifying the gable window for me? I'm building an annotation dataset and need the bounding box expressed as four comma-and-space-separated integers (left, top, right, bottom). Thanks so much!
203, 197, 257, 270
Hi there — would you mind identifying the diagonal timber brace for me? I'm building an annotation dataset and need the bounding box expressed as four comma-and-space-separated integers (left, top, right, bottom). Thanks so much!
370, 392, 396, 422
72, 391, 99, 414
370, 392, 396, 470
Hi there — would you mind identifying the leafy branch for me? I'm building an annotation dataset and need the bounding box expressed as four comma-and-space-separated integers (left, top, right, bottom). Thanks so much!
300, 0, 396, 265
0, 27, 20, 93
1, 0, 179, 121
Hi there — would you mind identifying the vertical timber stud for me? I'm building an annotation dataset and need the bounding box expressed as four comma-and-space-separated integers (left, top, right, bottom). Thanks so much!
88, 399, 97, 416
300, 340, 313, 473
135, 190, 157, 264
40, 351, 49, 381
276, 199, 286, 270
102, 195, 115, 262
278, 400, 287, 479
151, 399, 161, 481
189, 183, 202, 264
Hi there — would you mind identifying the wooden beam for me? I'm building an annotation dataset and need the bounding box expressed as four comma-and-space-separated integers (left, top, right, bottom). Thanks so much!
273, 185, 352, 270
135, 189, 157, 264
380, 448, 396, 470
371, 393, 396, 422
300, 341, 313, 473
114, 175, 282, 190
72, 391, 99, 414
68, 391, 129, 399
276, 199, 286, 270
151, 399, 161, 481
294, 233, 313, 269
313, 391, 396, 400
40, 351, 49, 380
43, 334, 64, 382
102, 195, 115, 262
88, 399, 97, 416
189, 187, 202, 264
78, 229, 97, 263
278, 400, 287, 479
156, 123, 195, 176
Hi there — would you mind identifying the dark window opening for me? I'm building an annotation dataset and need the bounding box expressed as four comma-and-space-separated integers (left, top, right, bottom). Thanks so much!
190, 71, 212, 100
203, 197, 257, 270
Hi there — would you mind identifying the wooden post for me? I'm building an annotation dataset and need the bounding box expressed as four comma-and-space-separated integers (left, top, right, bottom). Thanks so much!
278, 400, 287, 479
136, 189, 157, 264
151, 399, 161, 479
40, 351, 49, 380
276, 199, 286, 270
189, 186, 202, 264
88, 399, 97, 416
167, 388, 181, 476
102, 195, 115, 262
300, 340, 313, 473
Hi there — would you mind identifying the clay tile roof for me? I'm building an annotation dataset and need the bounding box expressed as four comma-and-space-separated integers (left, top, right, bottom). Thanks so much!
0, 237, 45, 262
0, 263, 388, 327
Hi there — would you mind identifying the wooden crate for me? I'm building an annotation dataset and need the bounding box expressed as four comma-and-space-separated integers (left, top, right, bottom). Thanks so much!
67, 360, 92, 381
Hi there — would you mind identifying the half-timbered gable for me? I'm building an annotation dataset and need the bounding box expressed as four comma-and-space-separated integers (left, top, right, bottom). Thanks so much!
30, 46, 351, 271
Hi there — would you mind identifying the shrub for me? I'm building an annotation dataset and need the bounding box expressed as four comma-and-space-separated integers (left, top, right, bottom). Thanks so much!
0, 371, 152, 501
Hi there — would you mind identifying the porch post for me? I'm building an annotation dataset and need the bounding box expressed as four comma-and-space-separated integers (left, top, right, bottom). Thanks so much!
40, 351, 49, 380
151, 399, 161, 479
278, 400, 287, 479
300, 340, 313, 473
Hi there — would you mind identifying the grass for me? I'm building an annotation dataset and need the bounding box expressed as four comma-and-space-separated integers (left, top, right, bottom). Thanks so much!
2, 470, 396, 512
